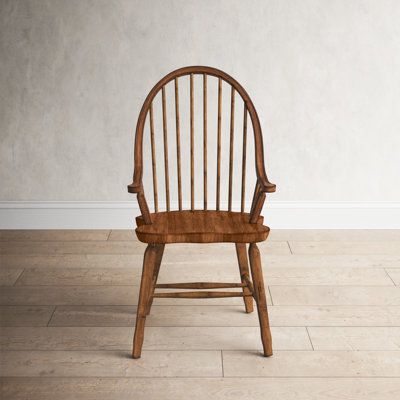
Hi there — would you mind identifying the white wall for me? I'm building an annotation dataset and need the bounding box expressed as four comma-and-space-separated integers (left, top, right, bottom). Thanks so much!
1, 0, 399, 228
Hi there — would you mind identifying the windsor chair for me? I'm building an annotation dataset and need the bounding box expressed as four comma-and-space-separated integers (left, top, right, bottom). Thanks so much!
128, 66, 276, 359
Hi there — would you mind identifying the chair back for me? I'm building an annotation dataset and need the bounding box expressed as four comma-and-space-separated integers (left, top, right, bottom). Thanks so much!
130, 66, 273, 222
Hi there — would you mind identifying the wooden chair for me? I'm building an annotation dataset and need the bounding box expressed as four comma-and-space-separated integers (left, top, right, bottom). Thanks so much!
128, 66, 276, 358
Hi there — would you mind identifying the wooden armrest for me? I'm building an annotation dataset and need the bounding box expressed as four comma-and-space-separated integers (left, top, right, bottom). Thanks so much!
127, 182, 142, 193
259, 179, 276, 193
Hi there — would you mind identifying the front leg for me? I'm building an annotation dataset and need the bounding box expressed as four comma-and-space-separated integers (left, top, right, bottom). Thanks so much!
146, 244, 165, 315
132, 243, 162, 359
248, 243, 273, 356
235, 243, 254, 313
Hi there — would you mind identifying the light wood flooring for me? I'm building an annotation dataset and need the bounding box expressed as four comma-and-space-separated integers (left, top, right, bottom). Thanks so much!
1, 229, 400, 399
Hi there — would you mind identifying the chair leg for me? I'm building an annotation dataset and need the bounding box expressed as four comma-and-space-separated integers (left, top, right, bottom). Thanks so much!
248, 243, 273, 357
146, 244, 164, 315
132, 243, 163, 359
235, 243, 254, 313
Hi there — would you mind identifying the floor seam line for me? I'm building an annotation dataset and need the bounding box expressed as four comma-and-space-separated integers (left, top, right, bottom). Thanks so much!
305, 327, 315, 351
267, 286, 274, 305
46, 306, 57, 327
384, 268, 397, 286
12, 269, 26, 287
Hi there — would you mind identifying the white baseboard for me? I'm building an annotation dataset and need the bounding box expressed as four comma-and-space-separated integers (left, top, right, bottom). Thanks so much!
0, 201, 399, 229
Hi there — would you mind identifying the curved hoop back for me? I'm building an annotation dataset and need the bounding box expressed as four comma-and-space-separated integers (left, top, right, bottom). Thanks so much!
129, 66, 274, 221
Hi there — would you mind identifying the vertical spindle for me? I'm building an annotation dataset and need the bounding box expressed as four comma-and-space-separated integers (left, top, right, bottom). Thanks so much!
149, 103, 158, 212
190, 73, 194, 211
162, 86, 170, 211
241, 104, 247, 213
250, 181, 261, 217
228, 87, 235, 211
203, 74, 207, 210
174, 78, 182, 211
216, 78, 222, 211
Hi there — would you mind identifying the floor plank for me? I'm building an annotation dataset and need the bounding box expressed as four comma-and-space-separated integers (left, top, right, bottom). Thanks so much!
0, 350, 222, 377
2, 253, 400, 269
15, 268, 142, 286
14, 266, 395, 286
308, 327, 400, 350
2, 229, 400, 394
0, 269, 23, 285
108, 230, 135, 241
269, 229, 400, 241
0, 286, 270, 306
0, 241, 290, 255
3, 229, 397, 242
2, 377, 399, 400
0, 241, 146, 255
223, 350, 400, 377
0, 326, 310, 351
0, 230, 110, 241
109, 229, 400, 242
269, 286, 400, 305
0, 254, 145, 269
48, 305, 400, 327
0, 286, 142, 306
289, 241, 400, 255
0, 306, 55, 327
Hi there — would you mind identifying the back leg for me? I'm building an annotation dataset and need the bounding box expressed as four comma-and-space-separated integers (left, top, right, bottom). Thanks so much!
235, 243, 254, 313
132, 243, 163, 359
248, 243, 273, 356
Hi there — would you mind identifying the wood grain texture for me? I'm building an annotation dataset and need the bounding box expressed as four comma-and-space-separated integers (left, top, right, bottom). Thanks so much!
135, 211, 269, 243
2, 229, 400, 393
268, 229, 400, 241
216, 77, 222, 210
161, 86, 170, 211
2, 377, 399, 400
235, 243, 254, 312
174, 78, 182, 210
241, 104, 248, 213
190, 73, 194, 211
223, 350, 400, 377
3, 252, 399, 269
290, 241, 400, 255
133, 244, 164, 358
308, 327, 400, 350
0, 230, 110, 241
1, 350, 222, 377
107, 230, 135, 241
0, 326, 311, 351
0, 306, 55, 327
203, 73, 208, 210
0, 286, 268, 306
149, 102, 158, 212
45, 304, 400, 327
0, 269, 23, 285
249, 243, 273, 356
228, 86, 235, 212
0, 241, 148, 255
269, 286, 400, 306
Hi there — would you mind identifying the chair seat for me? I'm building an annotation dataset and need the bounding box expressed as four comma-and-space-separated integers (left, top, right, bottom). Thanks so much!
135, 210, 269, 244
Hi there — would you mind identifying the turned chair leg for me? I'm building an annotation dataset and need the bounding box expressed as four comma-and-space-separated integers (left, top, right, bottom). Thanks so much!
235, 243, 254, 313
132, 243, 164, 359
145, 244, 164, 315
248, 243, 273, 357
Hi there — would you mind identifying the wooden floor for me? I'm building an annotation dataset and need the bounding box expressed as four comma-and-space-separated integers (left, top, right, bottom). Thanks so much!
1, 230, 400, 399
